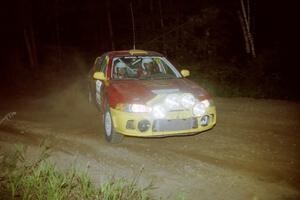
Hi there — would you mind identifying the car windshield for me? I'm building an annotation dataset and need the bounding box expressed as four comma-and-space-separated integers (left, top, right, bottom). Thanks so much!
111, 56, 181, 80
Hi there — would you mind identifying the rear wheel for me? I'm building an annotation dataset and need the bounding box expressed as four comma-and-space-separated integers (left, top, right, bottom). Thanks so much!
103, 104, 124, 143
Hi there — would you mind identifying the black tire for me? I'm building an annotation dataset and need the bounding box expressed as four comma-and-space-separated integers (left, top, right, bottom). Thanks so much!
103, 104, 124, 143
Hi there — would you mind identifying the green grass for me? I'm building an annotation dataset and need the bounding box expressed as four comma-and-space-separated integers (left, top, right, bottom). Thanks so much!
0, 144, 154, 200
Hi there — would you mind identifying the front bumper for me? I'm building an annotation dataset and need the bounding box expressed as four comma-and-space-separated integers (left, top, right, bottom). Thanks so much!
110, 106, 216, 137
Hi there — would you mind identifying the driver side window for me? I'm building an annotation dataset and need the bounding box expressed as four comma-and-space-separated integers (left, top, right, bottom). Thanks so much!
99, 56, 109, 75
94, 56, 104, 72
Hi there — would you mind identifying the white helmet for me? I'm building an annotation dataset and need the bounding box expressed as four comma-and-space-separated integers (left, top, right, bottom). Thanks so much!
115, 62, 127, 69
142, 58, 153, 69
142, 58, 152, 64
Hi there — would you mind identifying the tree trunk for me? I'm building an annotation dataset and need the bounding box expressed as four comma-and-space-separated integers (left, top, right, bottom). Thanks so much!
239, 0, 256, 58
238, 11, 250, 54
130, 2, 136, 49
24, 29, 34, 68
20, 0, 38, 69
55, 0, 63, 68
158, 0, 166, 55
175, 12, 180, 54
24, 26, 38, 69
106, 0, 115, 50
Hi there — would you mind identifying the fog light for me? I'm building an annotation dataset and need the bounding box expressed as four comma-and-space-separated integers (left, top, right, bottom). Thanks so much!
192, 118, 198, 128
126, 120, 135, 129
200, 115, 209, 126
138, 120, 151, 132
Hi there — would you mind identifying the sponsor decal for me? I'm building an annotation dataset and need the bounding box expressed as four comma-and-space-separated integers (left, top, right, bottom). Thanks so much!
151, 88, 180, 95
96, 80, 102, 104
142, 80, 172, 88
96, 93, 101, 104
96, 80, 102, 91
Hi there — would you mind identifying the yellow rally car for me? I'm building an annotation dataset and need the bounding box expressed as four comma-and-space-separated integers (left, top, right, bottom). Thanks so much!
88, 50, 216, 143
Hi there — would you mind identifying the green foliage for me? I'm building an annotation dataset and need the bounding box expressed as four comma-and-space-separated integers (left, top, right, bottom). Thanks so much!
135, 3, 290, 99
0, 145, 154, 200
141, 6, 238, 64
187, 56, 284, 99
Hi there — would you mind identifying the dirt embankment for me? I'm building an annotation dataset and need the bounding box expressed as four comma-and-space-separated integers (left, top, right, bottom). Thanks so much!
1, 81, 300, 199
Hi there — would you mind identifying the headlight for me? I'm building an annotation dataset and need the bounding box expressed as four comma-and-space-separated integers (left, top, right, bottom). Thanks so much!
117, 104, 152, 113
165, 94, 180, 109
181, 93, 196, 108
130, 104, 152, 112
152, 105, 166, 119
192, 99, 210, 116
200, 99, 210, 108
193, 103, 206, 116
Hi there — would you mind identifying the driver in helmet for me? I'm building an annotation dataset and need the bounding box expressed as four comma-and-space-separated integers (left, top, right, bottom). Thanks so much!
138, 58, 158, 77
115, 62, 127, 79
143, 58, 154, 74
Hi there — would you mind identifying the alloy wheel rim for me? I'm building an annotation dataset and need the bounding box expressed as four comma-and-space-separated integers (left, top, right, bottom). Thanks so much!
105, 111, 112, 136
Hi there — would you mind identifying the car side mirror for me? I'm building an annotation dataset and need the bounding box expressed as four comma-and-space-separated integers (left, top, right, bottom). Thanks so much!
93, 72, 107, 80
181, 69, 190, 77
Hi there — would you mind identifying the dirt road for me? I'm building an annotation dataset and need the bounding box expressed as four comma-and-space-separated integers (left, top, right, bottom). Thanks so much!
1, 81, 300, 199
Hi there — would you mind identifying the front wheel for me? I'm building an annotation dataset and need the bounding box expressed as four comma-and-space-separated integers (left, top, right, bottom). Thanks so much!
103, 104, 124, 143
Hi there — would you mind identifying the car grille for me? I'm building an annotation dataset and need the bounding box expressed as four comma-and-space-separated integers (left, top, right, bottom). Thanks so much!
152, 118, 198, 132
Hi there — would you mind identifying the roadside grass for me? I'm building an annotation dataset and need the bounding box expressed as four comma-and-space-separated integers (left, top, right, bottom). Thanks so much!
0, 144, 154, 200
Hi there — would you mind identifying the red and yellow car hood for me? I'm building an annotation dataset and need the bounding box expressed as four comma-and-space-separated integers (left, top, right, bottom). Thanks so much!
107, 78, 209, 107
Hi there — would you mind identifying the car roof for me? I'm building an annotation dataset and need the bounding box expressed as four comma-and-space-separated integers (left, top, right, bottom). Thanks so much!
106, 49, 163, 57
